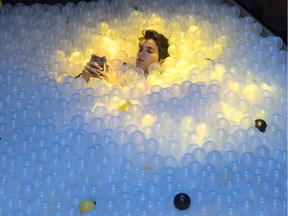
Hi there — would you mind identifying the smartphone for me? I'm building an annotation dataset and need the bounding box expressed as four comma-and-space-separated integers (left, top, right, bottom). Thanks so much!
90, 54, 105, 69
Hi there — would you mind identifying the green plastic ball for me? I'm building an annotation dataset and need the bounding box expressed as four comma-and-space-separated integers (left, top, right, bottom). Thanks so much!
78, 200, 96, 214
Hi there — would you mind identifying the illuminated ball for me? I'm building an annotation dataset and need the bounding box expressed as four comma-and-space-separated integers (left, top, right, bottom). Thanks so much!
255, 119, 267, 133
125, 69, 138, 84
181, 116, 196, 132
141, 114, 155, 127
97, 22, 109, 35
173, 193, 191, 210
129, 10, 143, 23
78, 200, 96, 214
69, 50, 84, 65
118, 100, 132, 112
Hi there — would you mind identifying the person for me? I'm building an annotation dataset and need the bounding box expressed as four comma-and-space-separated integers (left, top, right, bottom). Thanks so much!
80, 29, 169, 84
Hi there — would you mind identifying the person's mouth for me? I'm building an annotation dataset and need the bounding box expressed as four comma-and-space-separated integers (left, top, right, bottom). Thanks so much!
137, 58, 144, 62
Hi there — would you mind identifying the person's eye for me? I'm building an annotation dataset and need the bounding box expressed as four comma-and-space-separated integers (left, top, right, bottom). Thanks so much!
147, 49, 154, 53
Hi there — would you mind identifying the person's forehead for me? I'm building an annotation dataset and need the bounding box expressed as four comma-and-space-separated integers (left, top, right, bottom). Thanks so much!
139, 39, 158, 49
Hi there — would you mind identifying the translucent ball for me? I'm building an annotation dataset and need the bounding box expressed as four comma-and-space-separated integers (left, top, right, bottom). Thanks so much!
206, 150, 222, 166
144, 138, 159, 154
129, 10, 143, 23
130, 130, 146, 146
97, 21, 109, 35
181, 116, 196, 132
150, 154, 165, 170
233, 129, 248, 144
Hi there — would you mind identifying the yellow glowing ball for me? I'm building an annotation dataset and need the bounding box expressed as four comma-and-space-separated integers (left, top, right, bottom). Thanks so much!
178, 43, 191, 59
147, 73, 160, 86
116, 50, 129, 62
69, 51, 84, 65
78, 200, 96, 214
170, 29, 184, 41
90, 35, 102, 50
107, 28, 120, 40
187, 25, 200, 34
228, 82, 242, 93
152, 17, 165, 29
168, 44, 177, 57
141, 114, 155, 127
195, 123, 209, 138
97, 22, 109, 35
242, 84, 261, 102
107, 95, 122, 111
211, 63, 226, 80
135, 79, 148, 92
118, 100, 132, 112
84, 48, 96, 59
148, 12, 160, 20
193, 51, 207, 64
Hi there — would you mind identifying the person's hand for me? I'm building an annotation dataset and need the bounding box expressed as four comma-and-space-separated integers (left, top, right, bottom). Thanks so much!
82, 61, 103, 82
82, 59, 118, 84
97, 63, 118, 84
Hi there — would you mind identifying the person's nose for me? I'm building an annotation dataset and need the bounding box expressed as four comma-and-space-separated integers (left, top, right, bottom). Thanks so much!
138, 50, 144, 57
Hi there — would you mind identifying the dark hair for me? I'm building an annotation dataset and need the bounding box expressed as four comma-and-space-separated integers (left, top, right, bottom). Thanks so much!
139, 29, 170, 61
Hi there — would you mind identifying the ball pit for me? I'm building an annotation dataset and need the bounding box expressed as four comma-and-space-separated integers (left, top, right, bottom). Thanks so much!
0, 0, 287, 215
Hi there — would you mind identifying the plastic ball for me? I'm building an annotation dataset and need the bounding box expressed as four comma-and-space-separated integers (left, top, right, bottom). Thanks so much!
255, 119, 267, 132
69, 50, 84, 65
78, 200, 96, 214
173, 193, 191, 210
118, 100, 132, 112
97, 21, 109, 35
0, 1, 287, 215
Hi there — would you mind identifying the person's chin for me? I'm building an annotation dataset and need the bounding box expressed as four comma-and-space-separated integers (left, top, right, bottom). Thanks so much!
136, 60, 144, 68
136, 60, 148, 72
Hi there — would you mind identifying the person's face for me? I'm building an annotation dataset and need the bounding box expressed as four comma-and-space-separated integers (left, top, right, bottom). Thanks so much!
136, 39, 162, 73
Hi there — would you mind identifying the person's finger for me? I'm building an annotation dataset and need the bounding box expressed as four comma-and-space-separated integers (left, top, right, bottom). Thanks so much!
84, 65, 99, 77
106, 64, 110, 72
83, 68, 97, 78
98, 70, 108, 79
89, 61, 103, 71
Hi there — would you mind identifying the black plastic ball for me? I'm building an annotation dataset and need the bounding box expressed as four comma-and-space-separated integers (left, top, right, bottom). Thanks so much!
255, 119, 267, 132
173, 193, 191, 210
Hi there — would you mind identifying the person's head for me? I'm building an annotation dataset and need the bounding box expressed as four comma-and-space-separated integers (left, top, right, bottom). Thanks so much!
136, 29, 169, 73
